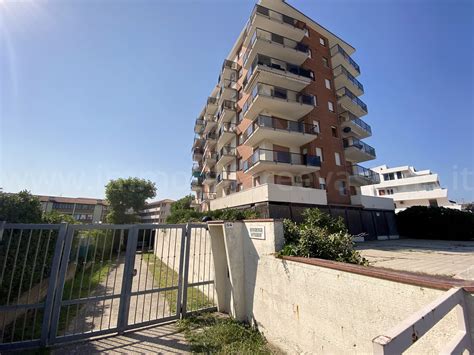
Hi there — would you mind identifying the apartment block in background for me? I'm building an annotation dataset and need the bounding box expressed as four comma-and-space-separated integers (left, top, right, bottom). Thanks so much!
361, 165, 462, 213
38, 195, 108, 223
191, 0, 395, 239
139, 199, 175, 224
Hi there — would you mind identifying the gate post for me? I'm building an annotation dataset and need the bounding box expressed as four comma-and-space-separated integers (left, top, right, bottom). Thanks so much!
117, 225, 139, 334
179, 224, 192, 318
41, 222, 69, 346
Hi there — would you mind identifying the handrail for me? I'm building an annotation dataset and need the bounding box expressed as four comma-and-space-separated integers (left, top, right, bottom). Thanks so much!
343, 138, 376, 157
348, 165, 380, 183
337, 87, 368, 113
241, 148, 321, 171
372, 287, 472, 354
218, 146, 236, 160
251, 4, 307, 30
334, 65, 364, 93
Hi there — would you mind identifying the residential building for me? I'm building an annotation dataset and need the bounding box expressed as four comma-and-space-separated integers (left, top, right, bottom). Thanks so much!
191, 0, 395, 238
139, 199, 175, 224
37, 195, 108, 223
361, 165, 462, 213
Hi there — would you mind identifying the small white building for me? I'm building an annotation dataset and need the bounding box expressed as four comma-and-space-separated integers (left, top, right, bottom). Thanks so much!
361, 165, 461, 213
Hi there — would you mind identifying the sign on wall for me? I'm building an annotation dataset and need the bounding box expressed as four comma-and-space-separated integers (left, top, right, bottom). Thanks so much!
249, 226, 265, 240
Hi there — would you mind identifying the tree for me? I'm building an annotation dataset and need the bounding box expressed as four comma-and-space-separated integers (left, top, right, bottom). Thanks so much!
105, 177, 157, 224
42, 211, 78, 224
0, 190, 43, 223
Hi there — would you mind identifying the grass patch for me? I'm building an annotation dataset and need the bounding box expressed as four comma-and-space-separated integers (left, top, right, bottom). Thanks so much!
143, 253, 213, 313
177, 312, 272, 354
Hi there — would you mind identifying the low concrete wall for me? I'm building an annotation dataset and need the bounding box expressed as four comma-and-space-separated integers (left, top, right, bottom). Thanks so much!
208, 220, 474, 354
351, 194, 395, 210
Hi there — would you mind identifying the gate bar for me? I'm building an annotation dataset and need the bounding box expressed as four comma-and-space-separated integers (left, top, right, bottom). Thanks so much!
180, 224, 192, 317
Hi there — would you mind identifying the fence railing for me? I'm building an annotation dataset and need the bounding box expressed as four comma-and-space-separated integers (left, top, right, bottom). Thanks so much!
372, 287, 472, 354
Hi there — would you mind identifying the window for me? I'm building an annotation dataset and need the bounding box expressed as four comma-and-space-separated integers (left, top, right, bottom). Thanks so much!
328, 101, 335, 112
308, 49, 312, 59
313, 120, 320, 134
429, 199, 439, 207
331, 126, 338, 137
378, 189, 386, 196
254, 176, 260, 186
322, 57, 329, 68
319, 177, 326, 190
338, 180, 347, 195
396, 171, 403, 179
316, 147, 323, 162
237, 184, 243, 192
383, 173, 395, 181
313, 95, 318, 106
335, 152, 341, 166
325, 78, 331, 90
319, 37, 326, 46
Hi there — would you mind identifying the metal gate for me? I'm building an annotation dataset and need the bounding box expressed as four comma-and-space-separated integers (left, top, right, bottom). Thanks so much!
0, 222, 216, 351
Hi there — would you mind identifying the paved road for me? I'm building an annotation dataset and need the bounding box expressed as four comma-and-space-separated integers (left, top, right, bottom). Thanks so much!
356, 239, 474, 279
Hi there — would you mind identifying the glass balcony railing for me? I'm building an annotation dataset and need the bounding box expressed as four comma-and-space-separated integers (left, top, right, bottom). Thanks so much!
218, 122, 236, 138
243, 28, 309, 65
241, 115, 318, 143
217, 146, 236, 160
348, 164, 380, 183
191, 177, 203, 188
337, 87, 368, 113
352, 117, 372, 135
330, 44, 360, 75
207, 97, 218, 105
205, 132, 217, 141
222, 59, 240, 72
202, 192, 217, 200
343, 138, 376, 157
251, 4, 307, 30
216, 171, 236, 184
203, 172, 217, 180
333, 65, 364, 93
241, 83, 315, 118
241, 148, 321, 171
243, 54, 313, 88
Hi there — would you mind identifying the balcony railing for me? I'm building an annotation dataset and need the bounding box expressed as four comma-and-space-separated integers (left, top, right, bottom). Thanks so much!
337, 87, 368, 113
216, 171, 236, 184
251, 4, 307, 30
191, 177, 203, 188
241, 148, 321, 171
222, 59, 240, 71
217, 146, 236, 160
205, 132, 217, 141
243, 28, 309, 65
343, 138, 376, 157
218, 122, 236, 138
241, 115, 318, 143
207, 97, 218, 105
348, 164, 380, 184
333, 65, 364, 93
243, 54, 313, 88
202, 192, 217, 200
330, 44, 360, 75
241, 82, 315, 117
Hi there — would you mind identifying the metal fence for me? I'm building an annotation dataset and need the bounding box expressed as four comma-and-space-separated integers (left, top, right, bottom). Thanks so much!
0, 222, 216, 351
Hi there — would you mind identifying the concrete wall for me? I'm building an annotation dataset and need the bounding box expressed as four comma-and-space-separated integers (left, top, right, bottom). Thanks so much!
208, 220, 473, 354
350, 194, 395, 211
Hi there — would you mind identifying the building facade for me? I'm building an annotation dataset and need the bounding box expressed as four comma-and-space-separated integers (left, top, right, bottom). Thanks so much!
191, 0, 395, 239
139, 199, 174, 224
361, 165, 462, 213
38, 195, 108, 223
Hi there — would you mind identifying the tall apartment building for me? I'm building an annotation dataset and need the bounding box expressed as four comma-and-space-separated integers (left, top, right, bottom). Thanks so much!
38, 195, 108, 223
191, 0, 394, 236
361, 165, 462, 213
139, 199, 174, 224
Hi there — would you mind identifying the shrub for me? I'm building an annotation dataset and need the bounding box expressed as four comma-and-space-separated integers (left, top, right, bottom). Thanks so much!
396, 206, 474, 241
279, 208, 368, 266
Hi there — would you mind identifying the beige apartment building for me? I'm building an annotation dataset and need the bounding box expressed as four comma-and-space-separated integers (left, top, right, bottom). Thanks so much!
38, 195, 108, 223
139, 199, 174, 224
191, 0, 396, 239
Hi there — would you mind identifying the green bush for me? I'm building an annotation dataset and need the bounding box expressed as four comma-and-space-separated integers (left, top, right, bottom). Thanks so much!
396, 206, 474, 241
279, 209, 368, 266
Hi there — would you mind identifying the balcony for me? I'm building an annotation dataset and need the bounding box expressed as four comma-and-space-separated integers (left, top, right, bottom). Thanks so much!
241, 148, 321, 175
242, 82, 315, 122
192, 148, 203, 161
203, 114, 217, 134
205, 96, 218, 115
194, 118, 205, 134
244, 5, 307, 47
336, 87, 368, 117
216, 171, 237, 189
243, 54, 313, 93
343, 137, 376, 163
241, 115, 318, 147
191, 177, 203, 191
243, 28, 310, 69
347, 164, 380, 186
218, 79, 238, 101
202, 192, 217, 201
192, 135, 204, 149
191, 163, 203, 178
340, 111, 372, 139
203, 132, 217, 154
330, 44, 360, 78
216, 146, 236, 169
333, 65, 364, 97
203, 172, 217, 186
216, 99, 237, 125
220, 60, 240, 82
217, 123, 236, 150
203, 151, 217, 169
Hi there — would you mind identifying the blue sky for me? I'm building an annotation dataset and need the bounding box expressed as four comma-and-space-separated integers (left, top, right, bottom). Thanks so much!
1, 0, 473, 202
